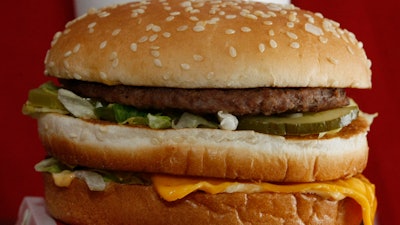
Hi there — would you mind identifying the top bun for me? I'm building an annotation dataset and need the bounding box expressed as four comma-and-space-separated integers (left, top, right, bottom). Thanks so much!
45, 0, 371, 88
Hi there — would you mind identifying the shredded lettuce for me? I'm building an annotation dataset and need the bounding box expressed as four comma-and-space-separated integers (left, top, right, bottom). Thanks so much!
35, 158, 152, 190
147, 113, 172, 129
23, 82, 220, 130
172, 112, 218, 129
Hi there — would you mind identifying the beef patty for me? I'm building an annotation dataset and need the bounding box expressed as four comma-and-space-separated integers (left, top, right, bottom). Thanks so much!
60, 79, 349, 116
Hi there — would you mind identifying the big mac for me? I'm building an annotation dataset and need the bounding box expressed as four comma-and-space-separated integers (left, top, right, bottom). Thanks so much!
23, 0, 377, 224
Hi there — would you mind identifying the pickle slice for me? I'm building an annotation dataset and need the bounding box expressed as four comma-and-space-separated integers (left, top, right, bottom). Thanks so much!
27, 82, 66, 110
237, 105, 359, 136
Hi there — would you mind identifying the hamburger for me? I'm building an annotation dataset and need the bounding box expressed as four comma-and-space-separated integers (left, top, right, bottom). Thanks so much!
23, 0, 377, 224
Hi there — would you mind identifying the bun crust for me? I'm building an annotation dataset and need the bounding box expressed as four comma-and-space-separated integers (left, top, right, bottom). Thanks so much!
38, 113, 372, 182
44, 1, 371, 88
42, 173, 362, 225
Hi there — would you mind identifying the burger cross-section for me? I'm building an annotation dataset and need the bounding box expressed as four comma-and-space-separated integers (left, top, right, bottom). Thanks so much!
22, 0, 377, 224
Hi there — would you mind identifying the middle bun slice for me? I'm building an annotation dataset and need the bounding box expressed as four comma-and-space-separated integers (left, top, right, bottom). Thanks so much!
38, 112, 372, 182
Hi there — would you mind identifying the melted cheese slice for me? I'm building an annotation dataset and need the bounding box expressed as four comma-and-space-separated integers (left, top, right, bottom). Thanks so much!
152, 174, 376, 225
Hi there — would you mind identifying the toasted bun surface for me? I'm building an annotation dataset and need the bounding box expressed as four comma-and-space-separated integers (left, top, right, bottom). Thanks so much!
45, 1, 371, 88
43, 173, 362, 225
38, 113, 373, 182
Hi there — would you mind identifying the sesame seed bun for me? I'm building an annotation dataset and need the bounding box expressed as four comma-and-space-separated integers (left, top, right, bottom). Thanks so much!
44, 1, 371, 88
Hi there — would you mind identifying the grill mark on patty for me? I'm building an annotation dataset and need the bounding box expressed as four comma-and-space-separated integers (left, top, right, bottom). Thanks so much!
60, 79, 349, 116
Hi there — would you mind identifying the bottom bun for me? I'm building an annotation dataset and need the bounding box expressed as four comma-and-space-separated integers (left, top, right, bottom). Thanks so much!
42, 174, 362, 225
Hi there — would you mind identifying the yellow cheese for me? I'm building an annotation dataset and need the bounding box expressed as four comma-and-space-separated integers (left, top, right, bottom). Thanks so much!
52, 170, 75, 187
152, 174, 376, 225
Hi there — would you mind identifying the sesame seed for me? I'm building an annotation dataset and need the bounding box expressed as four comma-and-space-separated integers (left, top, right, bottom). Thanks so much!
73, 44, 81, 53
64, 51, 72, 57
149, 34, 158, 42
73, 73, 82, 80
288, 12, 297, 22
139, 36, 148, 43
267, 4, 282, 11
225, 29, 236, 34
146, 24, 154, 31
243, 13, 258, 20
181, 63, 191, 70
134, 8, 145, 14
162, 73, 170, 80
130, 43, 138, 52
110, 51, 117, 60
180, 1, 191, 7
190, 16, 199, 21
269, 39, 278, 48
152, 25, 161, 32
315, 12, 324, 18
100, 41, 107, 49
367, 59, 372, 68
286, 31, 298, 40
193, 54, 204, 61
290, 42, 300, 49
166, 16, 175, 22
131, 12, 139, 18
305, 23, 324, 36
44, 51, 50, 64
190, 9, 200, 14
52, 32, 62, 46
154, 58, 162, 67
88, 22, 97, 29
63, 60, 69, 69
162, 32, 171, 38
319, 36, 328, 44
164, 6, 171, 11
170, 11, 181, 16
150, 45, 160, 50
263, 21, 273, 25
268, 29, 275, 36
225, 14, 237, 19
259, 43, 266, 53
100, 72, 107, 79
98, 11, 110, 18
229, 46, 237, 58
327, 56, 338, 65
357, 41, 364, 49
347, 46, 354, 55
254, 10, 266, 17
241, 27, 251, 32
48, 61, 55, 68
185, 6, 194, 12
177, 25, 189, 32
267, 11, 277, 17
193, 25, 205, 32
207, 17, 220, 24
151, 50, 160, 57
286, 22, 295, 28
112, 28, 121, 36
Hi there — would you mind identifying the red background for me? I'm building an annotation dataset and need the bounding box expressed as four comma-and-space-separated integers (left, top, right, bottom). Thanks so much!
1, 0, 399, 224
